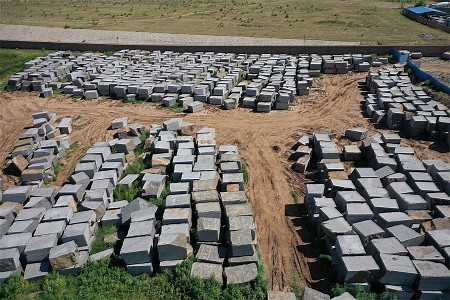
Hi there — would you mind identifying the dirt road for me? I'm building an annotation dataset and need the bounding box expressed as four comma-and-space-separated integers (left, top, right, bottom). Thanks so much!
0, 73, 447, 292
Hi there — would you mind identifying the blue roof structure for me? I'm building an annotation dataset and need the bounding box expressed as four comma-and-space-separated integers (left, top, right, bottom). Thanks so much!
405, 6, 447, 15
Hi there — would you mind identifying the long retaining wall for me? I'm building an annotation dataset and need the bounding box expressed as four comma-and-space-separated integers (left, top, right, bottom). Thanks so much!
0, 40, 449, 56
407, 60, 450, 94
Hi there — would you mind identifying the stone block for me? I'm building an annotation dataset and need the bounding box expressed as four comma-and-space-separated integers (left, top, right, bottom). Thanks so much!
368, 198, 399, 214
2, 186, 31, 204
335, 235, 366, 258
197, 202, 221, 218
368, 237, 408, 257
338, 255, 380, 283
130, 205, 158, 222
162, 208, 191, 225
62, 222, 92, 247
378, 254, 418, 286
24, 233, 58, 263
120, 236, 153, 265
387, 224, 424, 247
300, 287, 331, 300
165, 194, 191, 209
24, 261, 50, 281
195, 244, 226, 264
42, 206, 73, 223
346, 203, 374, 224
377, 212, 414, 229
191, 262, 223, 284
127, 262, 154, 275
225, 263, 258, 284
121, 198, 151, 224
0, 248, 21, 272
7, 219, 39, 235
0, 232, 32, 253
49, 241, 78, 270
230, 229, 255, 257
197, 217, 221, 242
15, 207, 46, 222
158, 233, 188, 261
407, 245, 445, 263
412, 260, 450, 291
127, 220, 155, 238
34, 220, 67, 238
111, 117, 128, 130
345, 128, 368, 141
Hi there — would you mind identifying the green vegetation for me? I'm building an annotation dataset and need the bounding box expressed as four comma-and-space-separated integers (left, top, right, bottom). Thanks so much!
113, 181, 141, 202
241, 161, 249, 183
289, 271, 304, 299
0, 257, 268, 300
90, 225, 118, 254
292, 191, 300, 204
331, 284, 397, 300
0, 1, 445, 44
0, 48, 49, 87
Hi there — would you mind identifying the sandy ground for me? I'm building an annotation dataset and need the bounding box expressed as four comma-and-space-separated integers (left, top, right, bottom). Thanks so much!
0, 73, 448, 292
0, 24, 359, 46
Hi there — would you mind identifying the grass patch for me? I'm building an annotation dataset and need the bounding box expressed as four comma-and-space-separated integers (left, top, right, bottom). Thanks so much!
0, 48, 50, 88
331, 283, 397, 300
289, 270, 304, 299
90, 225, 118, 254
149, 185, 170, 210
120, 156, 148, 180
113, 182, 141, 202
423, 85, 450, 108
241, 161, 249, 183
1, 256, 268, 300
292, 191, 300, 204
156, 103, 185, 113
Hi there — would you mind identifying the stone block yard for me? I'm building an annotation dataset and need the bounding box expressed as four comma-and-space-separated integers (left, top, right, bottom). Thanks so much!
0, 48, 449, 299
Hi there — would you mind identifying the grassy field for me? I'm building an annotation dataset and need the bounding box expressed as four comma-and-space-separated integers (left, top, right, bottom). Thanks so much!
0, 48, 49, 86
0, 0, 448, 44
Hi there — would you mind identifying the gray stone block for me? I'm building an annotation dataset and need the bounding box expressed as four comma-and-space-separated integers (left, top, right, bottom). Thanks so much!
24, 261, 50, 281
121, 198, 151, 224
225, 263, 258, 284
69, 210, 96, 225
130, 205, 158, 222
2, 186, 32, 204
0, 248, 21, 272
335, 191, 365, 212
338, 255, 380, 283
300, 287, 331, 300
345, 128, 368, 141
352, 220, 386, 246
197, 217, 220, 242
230, 229, 255, 257
0, 232, 32, 253
0, 206, 17, 223
158, 233, 188, 261
407, 246, 445, 263
368, 198, 399, 214
49, 241, 78, 270
24, 233, 58, 263
335, 235, 366, 258
42, 207, 73, 223
346, 203, 374, 224
195, 244, 226, 264
161, 223, 190, 242
162, 208, 191, 225
166, 194, 191, 209
197, 202, 221, 218
387, 225, 424, 247
127, 220, 155, 238
80, 201, 106, 221
378, 254, 417, 286
368, 237, 408, 257
34, 220, 67, 238
224, 203, 253, 218
426, 229, 450, 249
192, 190, 220, 204
377, 212, 414, 229
16, 207, 47, 222
89, 248, 114, 262
127, 262, 154, 275
120, 236, 153, 265
62, 222, 92, 247
191, 262, 223, 284
412, 258, 449, 291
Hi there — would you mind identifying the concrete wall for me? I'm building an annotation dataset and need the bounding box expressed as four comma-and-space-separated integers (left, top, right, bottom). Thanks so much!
0, 40, 449, 56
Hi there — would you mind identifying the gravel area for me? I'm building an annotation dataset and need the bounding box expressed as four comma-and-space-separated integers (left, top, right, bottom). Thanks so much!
0, 24, 359, 46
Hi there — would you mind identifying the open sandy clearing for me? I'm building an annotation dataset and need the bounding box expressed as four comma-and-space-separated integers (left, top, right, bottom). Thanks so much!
0, 73, 447, 292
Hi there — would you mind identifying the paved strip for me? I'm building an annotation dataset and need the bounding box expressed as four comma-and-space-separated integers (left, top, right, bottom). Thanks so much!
0, 24, 359, 47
